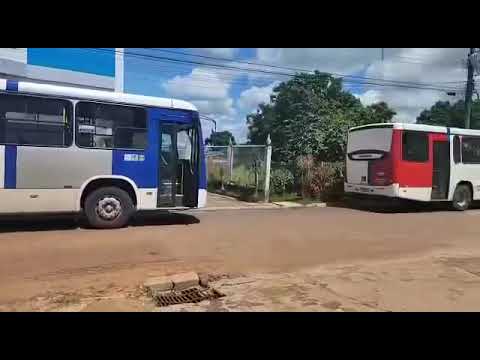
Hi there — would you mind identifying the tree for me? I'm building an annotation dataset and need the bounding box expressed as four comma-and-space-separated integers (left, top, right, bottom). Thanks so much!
246, 71, 396, 163
367, 102, 397, 124
205, 131, 236, 146
416, 99, 480, 128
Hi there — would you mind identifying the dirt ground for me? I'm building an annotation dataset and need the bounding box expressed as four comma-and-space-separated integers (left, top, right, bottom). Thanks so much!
2, 206, 480, 311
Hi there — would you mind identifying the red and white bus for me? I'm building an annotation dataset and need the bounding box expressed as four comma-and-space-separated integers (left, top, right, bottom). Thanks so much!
345, 122, 480, 210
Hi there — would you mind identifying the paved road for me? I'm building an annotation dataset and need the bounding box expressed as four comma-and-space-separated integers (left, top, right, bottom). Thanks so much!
2, 206, 480, 310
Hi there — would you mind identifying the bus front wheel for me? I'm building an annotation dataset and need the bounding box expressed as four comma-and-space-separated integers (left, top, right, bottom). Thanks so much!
452, 184, 472, 211
84, 186, 134, 229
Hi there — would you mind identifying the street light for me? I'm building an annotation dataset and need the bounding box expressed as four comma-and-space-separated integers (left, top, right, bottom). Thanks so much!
450, 90, 480, 100
447, 90, 479, 100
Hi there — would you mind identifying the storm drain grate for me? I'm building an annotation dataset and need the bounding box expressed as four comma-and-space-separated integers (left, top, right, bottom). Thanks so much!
153, 287, 225, 307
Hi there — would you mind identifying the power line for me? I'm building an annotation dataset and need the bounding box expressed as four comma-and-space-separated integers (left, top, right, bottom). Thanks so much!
84, 48, 462, 92
84, 48, 465, 93
143, 48, 466, 89
67, 49, 460, 102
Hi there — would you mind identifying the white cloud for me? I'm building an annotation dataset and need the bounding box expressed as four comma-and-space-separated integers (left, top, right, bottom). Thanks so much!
163, 68, 230, 100
190, 48, 238, 58
237, 81, 279, 113
358, 48, 468, 122
253, 48, 469, 123
162, 49, 472, 142
163, 67, 239, 140
256, 48, 380, 75
192, 98, 236, 117
355, 90, 382, 106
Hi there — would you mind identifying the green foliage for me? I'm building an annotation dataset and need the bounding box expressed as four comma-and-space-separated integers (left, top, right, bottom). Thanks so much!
294, 157, 344, 200
309, 162, 344, 201
206, 157, 227, 190
231, 164, 251, 186
416, 99, 480, 129
270, 168, 294, 195
205, 131, 236, 146
246, 71, 396, 164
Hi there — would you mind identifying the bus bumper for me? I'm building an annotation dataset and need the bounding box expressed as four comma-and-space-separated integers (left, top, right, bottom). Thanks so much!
344, 183, 399, 198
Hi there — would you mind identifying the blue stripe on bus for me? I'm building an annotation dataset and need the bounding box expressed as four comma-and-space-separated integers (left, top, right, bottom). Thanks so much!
4, 145, 17, 188
112, 110, 159, 188
6, 80, 19, 92
149, 108, 195, 124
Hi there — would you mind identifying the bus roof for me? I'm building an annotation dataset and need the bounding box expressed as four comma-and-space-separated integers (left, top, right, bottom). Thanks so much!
0, 78, 198, 112
349, 122, 480, 136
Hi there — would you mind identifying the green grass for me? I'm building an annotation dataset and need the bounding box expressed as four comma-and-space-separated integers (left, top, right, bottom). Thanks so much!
269, 193, 302, 202
231, 164, 264, 187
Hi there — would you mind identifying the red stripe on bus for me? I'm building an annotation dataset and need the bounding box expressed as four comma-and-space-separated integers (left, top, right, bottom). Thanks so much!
391, 129, 439, 188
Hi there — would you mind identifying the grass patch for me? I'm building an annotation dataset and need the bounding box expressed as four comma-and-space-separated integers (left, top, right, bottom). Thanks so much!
269, 193, 302, 202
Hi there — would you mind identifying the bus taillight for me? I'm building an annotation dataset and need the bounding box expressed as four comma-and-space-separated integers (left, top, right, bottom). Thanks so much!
369, 155, 393, 186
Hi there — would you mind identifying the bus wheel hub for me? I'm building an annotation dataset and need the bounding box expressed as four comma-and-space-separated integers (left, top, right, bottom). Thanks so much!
97, 197, 121, 220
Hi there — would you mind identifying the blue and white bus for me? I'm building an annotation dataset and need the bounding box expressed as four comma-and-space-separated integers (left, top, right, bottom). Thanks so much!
0, 78, 207, 228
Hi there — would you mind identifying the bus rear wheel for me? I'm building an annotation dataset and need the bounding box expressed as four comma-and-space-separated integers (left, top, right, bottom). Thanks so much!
84, 187, 134, 229
452, 184, 472, 211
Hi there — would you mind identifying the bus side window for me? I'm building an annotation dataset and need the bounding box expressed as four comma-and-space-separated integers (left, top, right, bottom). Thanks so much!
402, 131, 429, 162
75, 101, 147, 150
453, 135, 461, 164
462, 137, 480, 164
0, 93, 73, 147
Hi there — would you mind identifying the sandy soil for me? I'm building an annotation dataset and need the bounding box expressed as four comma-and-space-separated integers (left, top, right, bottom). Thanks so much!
2, 207, 480, 311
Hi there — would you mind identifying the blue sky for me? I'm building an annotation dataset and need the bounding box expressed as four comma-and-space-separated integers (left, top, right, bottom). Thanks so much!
123, 48, 468, 142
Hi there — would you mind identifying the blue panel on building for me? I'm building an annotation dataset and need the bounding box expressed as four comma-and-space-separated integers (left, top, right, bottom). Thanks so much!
27, 48, 115, 77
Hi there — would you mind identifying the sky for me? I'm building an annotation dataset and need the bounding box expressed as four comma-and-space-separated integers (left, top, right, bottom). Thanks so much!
124, 48, 472, 143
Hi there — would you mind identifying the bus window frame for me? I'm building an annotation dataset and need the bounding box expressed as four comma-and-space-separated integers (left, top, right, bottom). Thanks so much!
453, 135, 461, 164
460, 136, 480, 164
0, 92, 74, 149
75, 100, 148, 152
402, 130, 429, 163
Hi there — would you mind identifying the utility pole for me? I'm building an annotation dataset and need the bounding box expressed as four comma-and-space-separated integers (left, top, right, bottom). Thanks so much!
381, 48, 384, 61
465, 48, 476, 129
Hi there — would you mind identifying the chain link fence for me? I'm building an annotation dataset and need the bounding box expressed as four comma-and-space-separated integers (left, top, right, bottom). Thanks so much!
206, 144, 271, 201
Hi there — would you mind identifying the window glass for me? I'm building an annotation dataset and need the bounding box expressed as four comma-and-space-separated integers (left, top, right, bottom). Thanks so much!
402, 131, 429, 162
453, 135, 461, 163
177, 130, 192, 160
75, 102, 147, 149
462, 137, 480, 163
0, 93, 73, 147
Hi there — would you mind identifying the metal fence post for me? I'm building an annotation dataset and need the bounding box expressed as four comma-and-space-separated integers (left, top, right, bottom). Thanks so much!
228, 138, 234, 182
264, 134, 272, 202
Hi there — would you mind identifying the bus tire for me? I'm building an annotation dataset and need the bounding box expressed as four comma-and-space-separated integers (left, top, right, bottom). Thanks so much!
84, 186, 134, 229
452, 184, 472, 211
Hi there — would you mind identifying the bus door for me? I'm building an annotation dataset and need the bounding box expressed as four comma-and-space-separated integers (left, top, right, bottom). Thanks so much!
158, 123, 199, 207
431, 135, 450, 200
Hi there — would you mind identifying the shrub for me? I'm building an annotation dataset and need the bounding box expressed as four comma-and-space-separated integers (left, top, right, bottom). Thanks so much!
295, 155, 315, 199
309, 162, 344, 201
270, 168, 294, 195
293, 156, 345, 200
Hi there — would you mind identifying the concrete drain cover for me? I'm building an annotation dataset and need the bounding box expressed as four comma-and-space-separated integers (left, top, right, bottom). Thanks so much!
153, 287, 225, 307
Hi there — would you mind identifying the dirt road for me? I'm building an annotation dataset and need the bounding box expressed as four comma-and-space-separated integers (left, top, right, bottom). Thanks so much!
2, 206, 480, 311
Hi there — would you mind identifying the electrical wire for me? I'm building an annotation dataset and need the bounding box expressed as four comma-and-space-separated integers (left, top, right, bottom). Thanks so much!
83, 48, 465, 93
